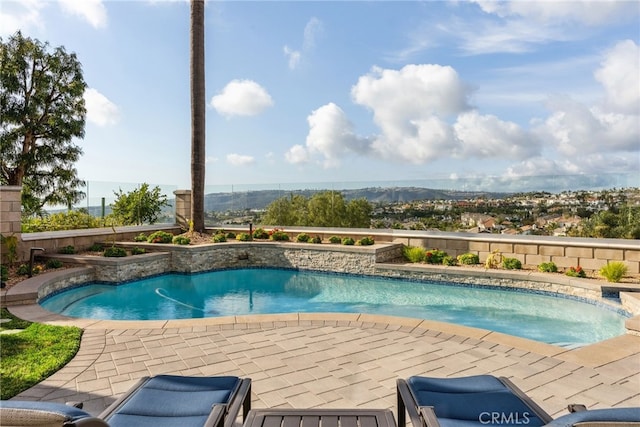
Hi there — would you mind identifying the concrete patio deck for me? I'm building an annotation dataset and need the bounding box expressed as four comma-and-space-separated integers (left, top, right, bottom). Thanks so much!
6, 303, 640, 425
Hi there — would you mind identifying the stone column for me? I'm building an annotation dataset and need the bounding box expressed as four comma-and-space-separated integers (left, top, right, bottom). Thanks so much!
174, 190, 191, 229
1, 186, 22, 263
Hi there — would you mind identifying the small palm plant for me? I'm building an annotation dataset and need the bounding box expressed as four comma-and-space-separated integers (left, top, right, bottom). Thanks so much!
599, 262, 628, 283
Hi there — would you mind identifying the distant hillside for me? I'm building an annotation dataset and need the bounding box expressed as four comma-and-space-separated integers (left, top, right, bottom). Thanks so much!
204, 187, 510, 212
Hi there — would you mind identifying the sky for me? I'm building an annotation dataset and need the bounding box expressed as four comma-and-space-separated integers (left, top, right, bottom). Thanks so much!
1, 0, 639, 195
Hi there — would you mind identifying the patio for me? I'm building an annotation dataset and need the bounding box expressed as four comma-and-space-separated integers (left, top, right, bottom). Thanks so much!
6, 303, 640, 426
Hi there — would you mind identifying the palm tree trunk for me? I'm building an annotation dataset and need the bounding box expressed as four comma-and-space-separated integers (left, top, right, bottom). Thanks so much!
190, 0, 206, 232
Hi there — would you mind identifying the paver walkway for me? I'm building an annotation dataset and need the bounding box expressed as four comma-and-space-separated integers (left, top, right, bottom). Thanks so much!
7, 304, 640, 424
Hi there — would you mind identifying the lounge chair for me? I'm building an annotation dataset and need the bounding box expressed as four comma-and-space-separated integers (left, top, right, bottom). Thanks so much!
397, 375, 640, 427
99, 375, 251, 427
1, 375, 251, 427
0, 400, 109, 426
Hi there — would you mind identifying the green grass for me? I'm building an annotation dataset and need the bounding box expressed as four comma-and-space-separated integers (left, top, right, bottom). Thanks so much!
0, 308, 82, 399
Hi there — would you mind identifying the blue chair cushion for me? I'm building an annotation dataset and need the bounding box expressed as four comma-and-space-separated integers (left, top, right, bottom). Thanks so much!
106, 375, 240, 427
408, 375, 546, 427
0, 400, 93, 422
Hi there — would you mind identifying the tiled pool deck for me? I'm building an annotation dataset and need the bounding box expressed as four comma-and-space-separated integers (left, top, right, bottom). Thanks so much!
6, 302, 640, 424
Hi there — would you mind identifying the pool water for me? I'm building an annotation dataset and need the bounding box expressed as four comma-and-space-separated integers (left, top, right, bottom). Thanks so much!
40, 268, 628, 346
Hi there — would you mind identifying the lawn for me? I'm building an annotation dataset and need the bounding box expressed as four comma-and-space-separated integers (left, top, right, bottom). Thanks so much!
0, 308, 82, 399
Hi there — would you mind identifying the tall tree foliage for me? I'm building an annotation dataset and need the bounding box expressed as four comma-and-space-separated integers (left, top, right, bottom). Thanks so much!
111, 183, 169, 226
190, 0, 206, 232
0, 31, 87, 216
262, 191, 372, 228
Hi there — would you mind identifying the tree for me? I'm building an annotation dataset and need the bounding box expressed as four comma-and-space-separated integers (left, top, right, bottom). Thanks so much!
346, 198, 372, 228
190, 0, 206, 232
0, 31, 87, 216
110, 183, 169, 225
308, 191, 346, 227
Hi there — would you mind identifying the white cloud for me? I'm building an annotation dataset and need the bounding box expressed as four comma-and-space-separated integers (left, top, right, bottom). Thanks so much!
283, 45, 301, 70
210, 80, 274, 118
594, 40, 640, 114
473, 0, 637, 26
453, 111, 540, 159
0, 0, 45, 36
283, 17, 323, 70
226, 153, 255, 166
302, 103, 371, 168
285, 144, 310, 165
84, 88, 119, 126
58, 0, 107, 29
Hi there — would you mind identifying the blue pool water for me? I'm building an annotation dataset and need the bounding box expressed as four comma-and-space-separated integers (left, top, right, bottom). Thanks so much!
40, 268, 628, 346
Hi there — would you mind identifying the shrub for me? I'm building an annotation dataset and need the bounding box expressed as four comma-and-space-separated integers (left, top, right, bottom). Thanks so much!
538, 262, 558, 273
442, 256, 457, 266
403, 246, 426, 263
226, 231, 236, 239
17, 264, 29, 276
45, 259, 63, 269
485, 250, 502, 269
329, 235, 342, 244
236, 233, 251, 242
1, 265, 8, 283
133, 233, 147, 242
357, 236, 375, 246
253, 228, 269, 239
58, 245, 75, 254
341, 237, 355, 245
296, 233, 311, 243
503, 257, 522, 270
599, 262, 628, 283
88, 242, 104, 252
172, 235, 191, 245
212, 234, 227, 243
147, 231, 173, 244
566, 266, 586, 278
457, 253, 480, 265
425, 249, 447, 264
103, 247, 127, 257
131, 247, 146, 255
311, 235, 322, 244
270, 230, 290, 241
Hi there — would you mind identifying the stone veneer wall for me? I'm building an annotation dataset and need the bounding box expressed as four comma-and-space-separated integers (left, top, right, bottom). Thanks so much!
0, 186, 22, 264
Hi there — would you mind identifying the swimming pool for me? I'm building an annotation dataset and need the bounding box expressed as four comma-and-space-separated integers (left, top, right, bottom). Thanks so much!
40, 268, 628, 347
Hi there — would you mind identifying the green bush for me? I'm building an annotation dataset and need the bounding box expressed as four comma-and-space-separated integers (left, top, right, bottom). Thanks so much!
503, 257, 522, 270
147, 231, 173, 244
133, 233, 148, 242
425, 249, 448, 264
599, 262, 628, 283
45, 259, 63, 269
403, 246, 426, 263
236, 233, 251, 242
270, 230, 290, 241
21, 210, 103, 233
442, 255, 457, 266
58, 245, 75, 254
341, 237, 355, 245
212, 234, 227, 243
329, 235, 342, 244
16, 264, 29, 276
357, 236, 375, 246
172, 235, 191, 245
131, 247, 146, 255
226, 231, 236, 239
1, 265, 8, 283
538, 262, 558, 273
566, 266, 586, 278
296, 233, 311, 243
457, 253, 480, 265
311, 235, 322, 244
88, 242, 104, 252
253, 228, 269, 239
103, 247, 127, 257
